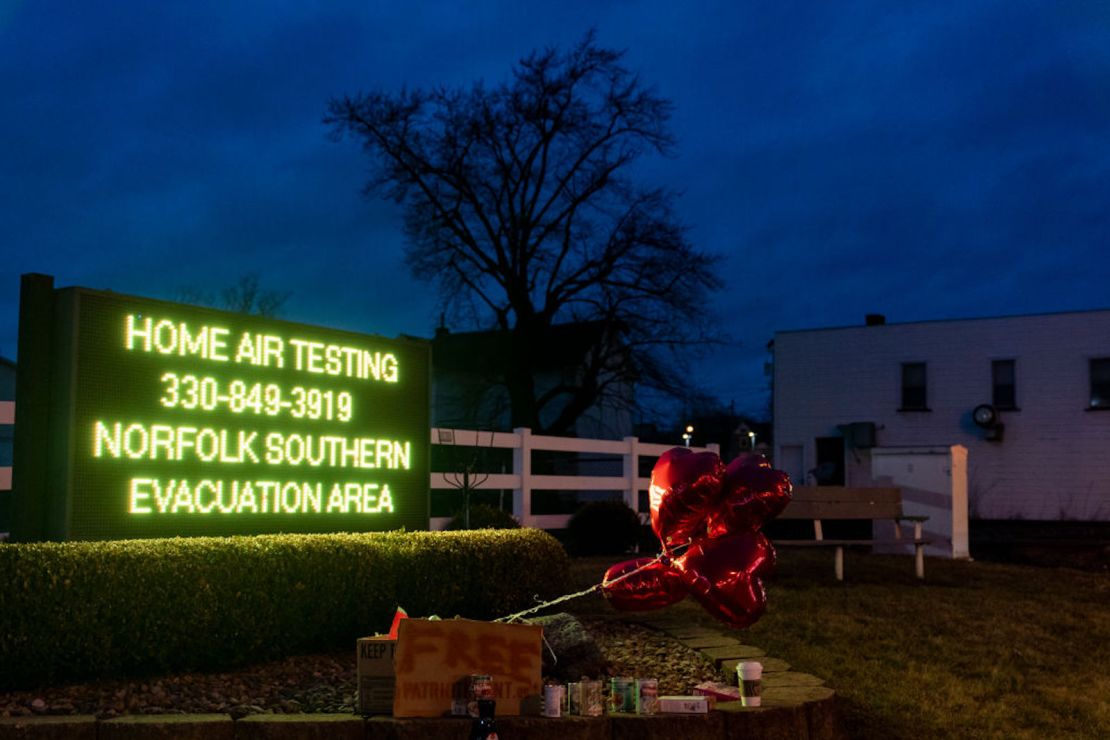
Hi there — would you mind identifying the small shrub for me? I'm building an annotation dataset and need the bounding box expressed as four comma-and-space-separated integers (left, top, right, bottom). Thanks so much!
566, 500, 643, 556
445, 503, 521, 530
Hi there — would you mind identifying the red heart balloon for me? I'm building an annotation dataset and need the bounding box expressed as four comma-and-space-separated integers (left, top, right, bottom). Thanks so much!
674, 531, 776, 629
601, 557, 687, 612
705, 457, 793, 538
729, 452, 772, 470
601, 448, 791, 629
649, 448, 725, 550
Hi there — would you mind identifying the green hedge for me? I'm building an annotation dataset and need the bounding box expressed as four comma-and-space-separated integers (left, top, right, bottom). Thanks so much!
445, 503, 522, 530
0, 529, 570, 689
566, 500, 644, 555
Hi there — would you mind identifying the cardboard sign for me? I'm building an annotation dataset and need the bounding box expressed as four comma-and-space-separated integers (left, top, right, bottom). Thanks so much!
356, 636, 397, 715
393, 618, 543, 717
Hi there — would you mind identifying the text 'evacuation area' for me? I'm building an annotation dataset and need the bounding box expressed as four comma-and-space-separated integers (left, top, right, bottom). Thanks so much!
86, 312, 418, 519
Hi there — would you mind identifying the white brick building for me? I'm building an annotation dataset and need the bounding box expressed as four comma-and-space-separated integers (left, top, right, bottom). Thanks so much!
773, 311, 1110, 522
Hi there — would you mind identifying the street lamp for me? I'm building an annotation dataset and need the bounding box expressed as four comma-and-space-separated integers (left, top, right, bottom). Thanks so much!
682, 424, 694, 447
748, 430, 756, 450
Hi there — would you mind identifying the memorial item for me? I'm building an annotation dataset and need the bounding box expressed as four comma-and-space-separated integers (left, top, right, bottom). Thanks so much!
468, 674, 495, 717
610, 677, 636, 713
470, 699, 499, 740
355, 635, 397, 715
693, 681, 741, 702
678, 531, 776, 627
543, 684, 564, 717
657, 695, 711, 714
709, 455, 793, 535
388, 607, 408, 639
393, 618, 542, 717
648, 449, 725, 548
637, 678, 659, 715
738, 661, 763, 707
601, 448, 791, 629
566, 682, 581, 715
599, 557, 686, 612
581, 680, 605, 716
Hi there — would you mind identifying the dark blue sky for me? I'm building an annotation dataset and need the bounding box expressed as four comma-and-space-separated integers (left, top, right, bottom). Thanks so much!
2, 1, 1108, 417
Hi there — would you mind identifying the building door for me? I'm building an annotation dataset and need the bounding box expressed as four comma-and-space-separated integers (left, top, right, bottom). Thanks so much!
814, 437, 845, 486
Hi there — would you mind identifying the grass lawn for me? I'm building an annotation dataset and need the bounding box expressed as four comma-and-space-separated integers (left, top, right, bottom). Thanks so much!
565, 550, 1110, 739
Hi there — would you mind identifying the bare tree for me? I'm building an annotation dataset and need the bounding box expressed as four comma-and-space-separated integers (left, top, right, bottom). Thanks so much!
326, 33, 721, 434
173, 274, 291, 317
220, 274, 291, 317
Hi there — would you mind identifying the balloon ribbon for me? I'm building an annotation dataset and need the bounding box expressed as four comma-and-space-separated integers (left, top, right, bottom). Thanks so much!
493, 546, 688, 624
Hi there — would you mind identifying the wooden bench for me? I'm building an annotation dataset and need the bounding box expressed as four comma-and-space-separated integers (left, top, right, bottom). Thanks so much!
775, 486, 930, 581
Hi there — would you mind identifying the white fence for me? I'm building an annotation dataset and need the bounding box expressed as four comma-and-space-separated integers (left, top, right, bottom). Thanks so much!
0, 407, 714, 531
429, 427, 718, 530
871, 445, 970, 559
0, 401, 11, 491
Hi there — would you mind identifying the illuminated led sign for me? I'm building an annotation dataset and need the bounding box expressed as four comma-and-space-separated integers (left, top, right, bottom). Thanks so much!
11, 275, 430, 541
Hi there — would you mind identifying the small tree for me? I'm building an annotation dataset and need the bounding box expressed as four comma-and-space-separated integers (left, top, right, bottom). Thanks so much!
440, 429, 499, 529
327, 33, 721, 434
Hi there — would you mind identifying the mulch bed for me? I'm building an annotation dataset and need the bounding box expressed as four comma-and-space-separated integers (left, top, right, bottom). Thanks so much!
0, 618, 723, 719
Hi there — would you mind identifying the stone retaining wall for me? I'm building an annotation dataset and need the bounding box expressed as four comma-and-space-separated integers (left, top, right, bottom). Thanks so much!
0, 689, 842, 740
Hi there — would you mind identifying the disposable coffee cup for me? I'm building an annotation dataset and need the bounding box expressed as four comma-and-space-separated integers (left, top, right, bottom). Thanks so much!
737, 661, 763, 707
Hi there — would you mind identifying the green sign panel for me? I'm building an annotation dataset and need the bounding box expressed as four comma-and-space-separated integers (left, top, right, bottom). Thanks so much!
13, 275, 430, 540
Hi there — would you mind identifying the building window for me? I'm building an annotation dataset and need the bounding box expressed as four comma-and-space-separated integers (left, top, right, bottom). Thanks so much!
901, 362, 928, 410
992, 360, 1016, 410
1090, 358, 1110, 409
0, 426, 11, 466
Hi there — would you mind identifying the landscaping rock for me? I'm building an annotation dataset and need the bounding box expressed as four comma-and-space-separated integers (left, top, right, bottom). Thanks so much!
667, 628, 726, 640
721, 656, 791, 676
700, 644, 766, 665
763, 672, 825, 688
680, 635, 743, 649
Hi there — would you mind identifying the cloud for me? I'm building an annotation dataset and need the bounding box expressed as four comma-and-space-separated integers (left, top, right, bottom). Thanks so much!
1, 0, 1107, 417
